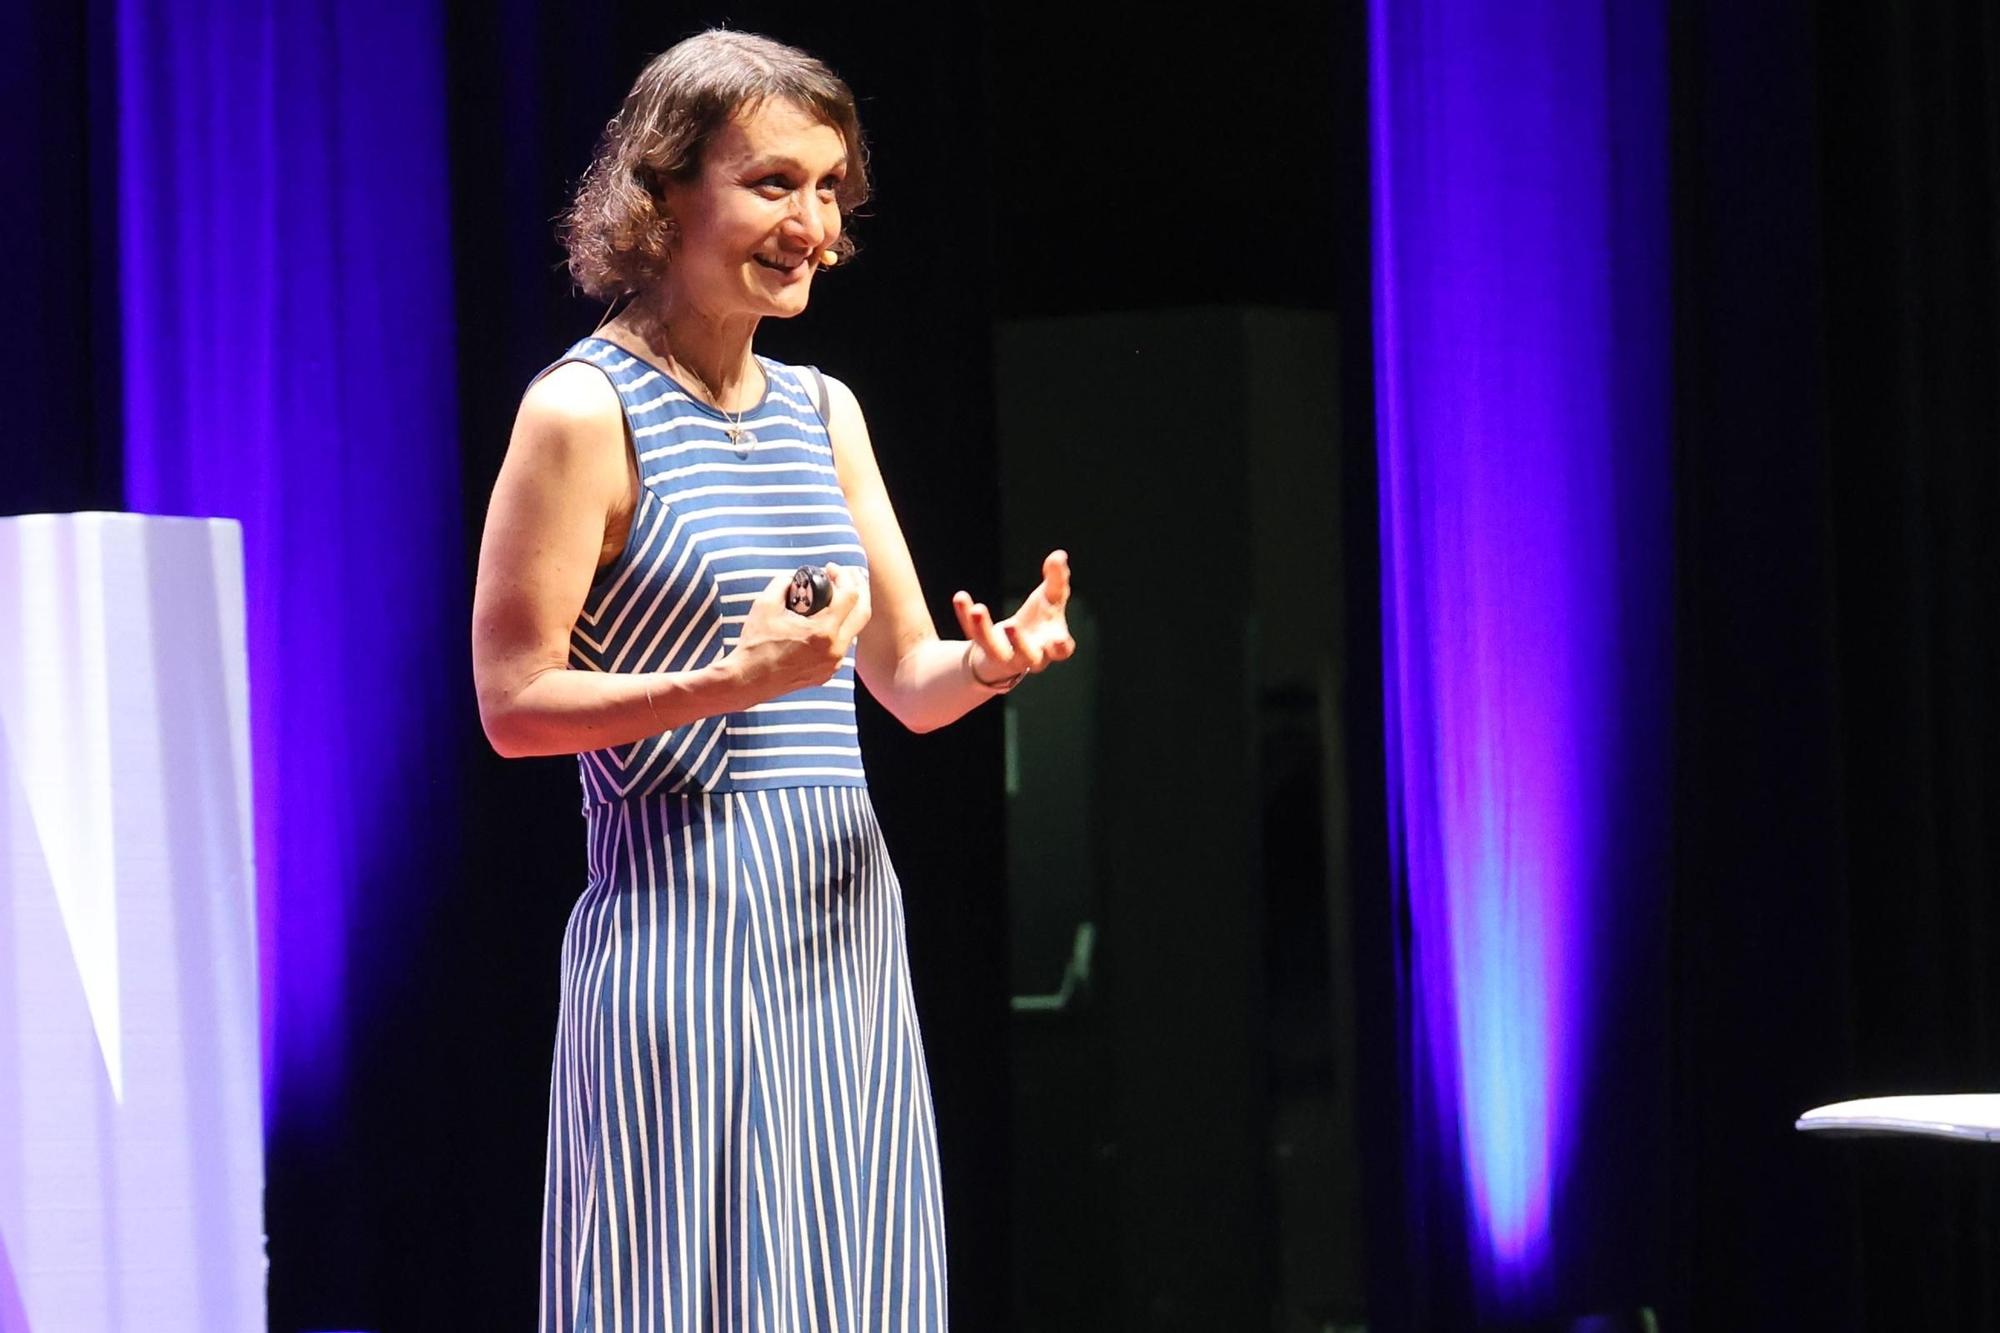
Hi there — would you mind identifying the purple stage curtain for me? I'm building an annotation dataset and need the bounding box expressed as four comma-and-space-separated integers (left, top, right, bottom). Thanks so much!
1370, 0, 1673, 1318
116, 0, 463, 1127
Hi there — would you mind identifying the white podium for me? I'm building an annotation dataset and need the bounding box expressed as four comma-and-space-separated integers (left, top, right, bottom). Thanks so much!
0, 514, 265, 1331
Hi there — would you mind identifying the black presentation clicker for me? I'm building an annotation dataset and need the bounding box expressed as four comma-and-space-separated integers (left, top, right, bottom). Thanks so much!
786, 565, 831, 616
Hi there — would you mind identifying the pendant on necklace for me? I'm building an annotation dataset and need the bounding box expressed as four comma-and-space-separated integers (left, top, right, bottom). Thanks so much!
728, 426, 756, 455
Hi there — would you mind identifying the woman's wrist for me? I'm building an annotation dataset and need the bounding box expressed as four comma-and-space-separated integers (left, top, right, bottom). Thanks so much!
963, 640, 1026, 693
643, 659, 757, 731
697, 656, 760, 715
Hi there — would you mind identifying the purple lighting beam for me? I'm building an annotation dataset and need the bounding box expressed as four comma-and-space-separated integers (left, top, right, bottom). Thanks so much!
1370, 0, 1670, 1311
116, 0, 462, 1127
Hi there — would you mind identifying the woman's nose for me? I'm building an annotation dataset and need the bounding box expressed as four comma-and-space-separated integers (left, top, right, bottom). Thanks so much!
783, 190, 831, 247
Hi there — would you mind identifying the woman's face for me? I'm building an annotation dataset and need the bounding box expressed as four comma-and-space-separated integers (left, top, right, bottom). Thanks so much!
661, 98, 847, 321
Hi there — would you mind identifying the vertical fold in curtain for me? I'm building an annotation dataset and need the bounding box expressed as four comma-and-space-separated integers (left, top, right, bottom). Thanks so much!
1369, 0, 1673, 1320
116, 0, 462, 1126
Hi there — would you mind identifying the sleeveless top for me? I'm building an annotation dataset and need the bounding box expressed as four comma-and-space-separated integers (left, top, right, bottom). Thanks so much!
551, 336, 869, 803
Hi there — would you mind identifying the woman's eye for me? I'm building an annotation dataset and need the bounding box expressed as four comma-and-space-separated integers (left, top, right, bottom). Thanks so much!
752, 173, 842, 198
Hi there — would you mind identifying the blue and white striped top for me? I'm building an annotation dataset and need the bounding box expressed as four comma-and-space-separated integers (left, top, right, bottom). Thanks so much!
553, 337, 869, 802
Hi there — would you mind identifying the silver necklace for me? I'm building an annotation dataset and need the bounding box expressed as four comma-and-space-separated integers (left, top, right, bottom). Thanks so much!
675, 357, 759, 454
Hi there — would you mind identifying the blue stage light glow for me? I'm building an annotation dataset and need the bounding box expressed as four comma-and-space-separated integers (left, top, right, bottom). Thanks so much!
1369, 0, 1669, 1308
115, 0, 461, 1126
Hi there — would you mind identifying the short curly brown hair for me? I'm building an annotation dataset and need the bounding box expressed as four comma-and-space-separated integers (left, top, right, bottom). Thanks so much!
563, 30, 870, 301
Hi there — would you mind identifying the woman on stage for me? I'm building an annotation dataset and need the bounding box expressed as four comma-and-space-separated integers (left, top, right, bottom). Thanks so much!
470, 29, 1074, 1333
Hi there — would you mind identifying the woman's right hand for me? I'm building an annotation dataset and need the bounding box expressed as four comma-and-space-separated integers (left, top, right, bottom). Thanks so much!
722, 562, 872, 703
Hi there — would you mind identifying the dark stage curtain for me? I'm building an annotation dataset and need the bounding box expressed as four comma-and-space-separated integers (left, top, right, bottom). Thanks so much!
0, 1, 120, 514
1673, 1, 2000, 1327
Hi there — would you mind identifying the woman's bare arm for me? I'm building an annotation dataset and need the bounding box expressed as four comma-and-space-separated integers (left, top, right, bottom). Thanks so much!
472, 362, 868, 757
829, 375, 1073, 733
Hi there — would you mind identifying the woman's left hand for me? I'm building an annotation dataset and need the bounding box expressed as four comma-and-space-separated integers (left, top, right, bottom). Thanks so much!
953, 549, 1077, 684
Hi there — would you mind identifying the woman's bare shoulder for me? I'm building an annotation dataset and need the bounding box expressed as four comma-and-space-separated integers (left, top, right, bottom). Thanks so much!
502, 362, 632, 517
516, 359, 625, 445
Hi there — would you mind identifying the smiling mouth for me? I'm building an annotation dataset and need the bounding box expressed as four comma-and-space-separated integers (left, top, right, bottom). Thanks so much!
754, 254, 810, 274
